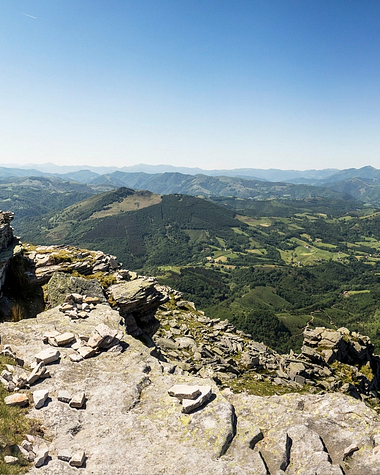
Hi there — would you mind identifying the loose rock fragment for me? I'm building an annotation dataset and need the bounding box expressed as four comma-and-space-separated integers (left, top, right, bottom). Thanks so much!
77, 346, 96, 359
58, 389, 72, 403
182, 386, 212, 414
28, 361, 47, 385
35, 348, 60, 364
4, 455, 18, 465
168, 384, 201, 400
33, 389, 49, 409
69, 353, 84, 362
55, 332, 76, 347
70, 391, 86, 408
69, 450, 85, 467
58, 449, 72, 462
42, 330, 60, 344
34, 446, 49, 468
4, 393, 29, 407
343, 443, 359, 458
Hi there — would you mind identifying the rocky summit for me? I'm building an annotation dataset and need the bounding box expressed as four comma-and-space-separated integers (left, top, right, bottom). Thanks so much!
1, 214, 380, 473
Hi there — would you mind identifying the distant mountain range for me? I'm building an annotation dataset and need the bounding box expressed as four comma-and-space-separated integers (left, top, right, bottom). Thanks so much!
1, 162, 341, 181
2, 163, 380, 205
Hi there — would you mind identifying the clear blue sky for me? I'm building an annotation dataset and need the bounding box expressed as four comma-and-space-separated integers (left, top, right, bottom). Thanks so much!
1, 0, 380, 170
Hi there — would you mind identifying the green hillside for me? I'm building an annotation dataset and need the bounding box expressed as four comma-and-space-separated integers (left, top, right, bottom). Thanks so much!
14, 185, 380, 354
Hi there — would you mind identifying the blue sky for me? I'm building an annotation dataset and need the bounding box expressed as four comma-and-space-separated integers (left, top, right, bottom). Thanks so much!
1, 0, 380, 170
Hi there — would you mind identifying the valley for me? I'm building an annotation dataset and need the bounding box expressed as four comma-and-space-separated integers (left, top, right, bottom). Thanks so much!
2, 166, 380, 355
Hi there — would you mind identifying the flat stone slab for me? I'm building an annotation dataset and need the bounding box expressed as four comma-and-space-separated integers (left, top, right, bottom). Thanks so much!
168, 385, 201, 400
42, 330, 60, 343
33, 389, 49, 409
55, 332, 76, 346
4, 393, 29, 407
69, 353, 84, 362
77, 346, 96, 359
35, 348, 60, 364
70, 450, 85, 467
28, 361, 47, 385
182, 386, 212, 414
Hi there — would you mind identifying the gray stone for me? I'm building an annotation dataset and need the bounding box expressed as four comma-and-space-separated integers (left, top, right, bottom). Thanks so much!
33, 389, 49, 409
34, 445, 49, 468
1, 369, 13, 382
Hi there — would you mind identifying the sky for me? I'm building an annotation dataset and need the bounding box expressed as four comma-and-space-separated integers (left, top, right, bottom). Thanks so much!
1, 0, 380, 171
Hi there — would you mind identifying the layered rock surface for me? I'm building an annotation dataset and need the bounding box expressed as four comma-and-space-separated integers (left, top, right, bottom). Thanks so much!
1, 244, 380, 473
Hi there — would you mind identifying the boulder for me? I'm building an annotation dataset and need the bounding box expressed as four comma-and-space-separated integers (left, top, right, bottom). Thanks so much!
45, 272, 106, 308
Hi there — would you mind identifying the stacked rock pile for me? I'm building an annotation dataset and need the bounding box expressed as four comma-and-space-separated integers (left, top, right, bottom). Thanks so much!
58, 292, 101, 319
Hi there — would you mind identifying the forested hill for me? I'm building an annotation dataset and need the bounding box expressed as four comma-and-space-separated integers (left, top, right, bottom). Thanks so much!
18, 189, 248, 270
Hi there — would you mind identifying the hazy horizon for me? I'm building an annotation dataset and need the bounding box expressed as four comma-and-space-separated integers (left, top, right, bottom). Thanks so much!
2, 1, 380, 171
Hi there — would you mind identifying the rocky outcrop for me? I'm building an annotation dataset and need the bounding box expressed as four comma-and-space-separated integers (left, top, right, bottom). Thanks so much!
2, 240, 380, 473
23, 245, 125, 285
0, 211, 21, 294
2, 301, 380, 474
44, 272, 107, 308
108, 278, 169, 336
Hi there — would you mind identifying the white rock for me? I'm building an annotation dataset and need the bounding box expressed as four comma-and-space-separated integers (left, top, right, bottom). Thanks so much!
28, 361, 47, 385
4, 455, 18, 464
4, 393, 29, 406
42, 330, 60, 343
69, 353, 84, 362
69, 450, 85, 467
168, 385, 201, 400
